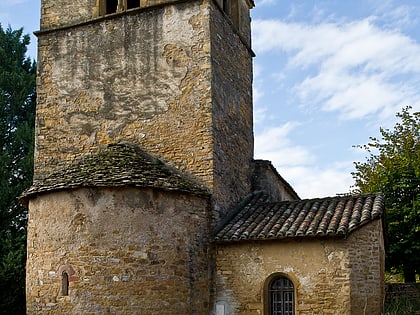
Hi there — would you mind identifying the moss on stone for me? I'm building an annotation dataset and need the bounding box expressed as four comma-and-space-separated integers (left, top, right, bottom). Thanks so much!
22, 143, 209, 201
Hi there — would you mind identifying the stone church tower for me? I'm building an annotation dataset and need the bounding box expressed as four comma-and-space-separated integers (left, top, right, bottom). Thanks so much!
24, 0, 255, 314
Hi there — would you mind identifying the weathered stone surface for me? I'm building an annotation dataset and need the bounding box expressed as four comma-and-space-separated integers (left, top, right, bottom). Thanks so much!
209, 0, 254, 221
215, 219, 385, 314
28, 1, 385, 314
251, 160, 299, 201
23, 143, 208, 201
36, 2, 212, 183
27, 187, 211, 314
35, 0, 254, 219
41, 0, 189, 30
385, 283, 420, 303
29, 1, 255, 314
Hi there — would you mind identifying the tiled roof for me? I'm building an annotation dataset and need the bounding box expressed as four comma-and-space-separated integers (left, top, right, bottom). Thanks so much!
215, 191, 384, 242
22, 143, 208, 202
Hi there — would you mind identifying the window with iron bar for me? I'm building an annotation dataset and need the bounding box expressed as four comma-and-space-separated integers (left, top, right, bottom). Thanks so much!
268, 276, 294, 315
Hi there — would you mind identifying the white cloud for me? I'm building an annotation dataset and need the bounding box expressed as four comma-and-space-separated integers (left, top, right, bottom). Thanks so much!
253, 105, 266, 124
255, 123, 308, 167
252, 17, 420, 120
371, 0, 419, 30
281, 164, 354, 199
252, 63, 264, 106
256, 0, 275, 7
255, 122, 314, 166
252, 2, 420, 199
254, 123, 354, 198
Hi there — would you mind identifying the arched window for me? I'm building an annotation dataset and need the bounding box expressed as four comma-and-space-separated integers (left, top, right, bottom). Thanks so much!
268, 276, 294, 315
61, 272, 69, 296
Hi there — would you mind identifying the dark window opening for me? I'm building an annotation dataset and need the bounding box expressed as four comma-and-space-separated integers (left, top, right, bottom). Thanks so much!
222, 0, 240, 29
106, 0, 119, 14
223, 0, 231, 15
101, 0, 141, 15
230, 0, 239, 28
269, 276, 294, 315
62, 272, 69, 296
127, 0, 140, 10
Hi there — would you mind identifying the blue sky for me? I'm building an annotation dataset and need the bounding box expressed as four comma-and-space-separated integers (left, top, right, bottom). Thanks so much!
1, 0, 419, 198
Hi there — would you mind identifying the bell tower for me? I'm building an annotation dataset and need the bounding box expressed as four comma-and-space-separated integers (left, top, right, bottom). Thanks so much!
27, 0, 254, 313
35, 0, 254, 220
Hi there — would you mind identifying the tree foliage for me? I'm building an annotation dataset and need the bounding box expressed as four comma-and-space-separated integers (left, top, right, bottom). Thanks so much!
352, 106, 419, 283
0, 24, 36, 313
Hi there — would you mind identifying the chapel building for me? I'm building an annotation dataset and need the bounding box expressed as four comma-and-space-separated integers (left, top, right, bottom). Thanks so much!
24, 0, 385, 314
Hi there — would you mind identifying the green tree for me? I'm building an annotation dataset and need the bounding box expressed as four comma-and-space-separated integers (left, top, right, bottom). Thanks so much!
0, 24, 36, 313
352, 106, 419, 283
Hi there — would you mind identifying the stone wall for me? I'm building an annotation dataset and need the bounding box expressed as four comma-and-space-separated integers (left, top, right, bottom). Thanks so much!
40, 0, 186, 30
348, 219, 385, 314
251, 160, 299, 201
215, 219, 384, 315
209, 0, 254, 221
385, 283, 420, 303
36, 0, 255, 223
212, 0, 253, 46
36, 1, 213, 184
26, 187, 211, 314
40, 0, 94, 29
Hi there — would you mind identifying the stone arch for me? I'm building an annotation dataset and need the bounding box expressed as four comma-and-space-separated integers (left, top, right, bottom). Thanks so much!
58, 264, 77, 296
264, 272, 297, 315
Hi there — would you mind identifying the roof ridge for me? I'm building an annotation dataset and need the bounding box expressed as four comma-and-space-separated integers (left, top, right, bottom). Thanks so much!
21, 143, 209, 204
214, 192, 385, 243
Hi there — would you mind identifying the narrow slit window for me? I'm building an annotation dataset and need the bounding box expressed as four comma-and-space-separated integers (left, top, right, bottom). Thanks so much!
62, 272, 69, 296
230, 0, 239, 28
223, 0, 231, 16
222, 0, 240, 29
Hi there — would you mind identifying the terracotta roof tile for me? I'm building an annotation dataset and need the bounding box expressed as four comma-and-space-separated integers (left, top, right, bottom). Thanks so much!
21, 143, 208, 202
215, 191, 384, 242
